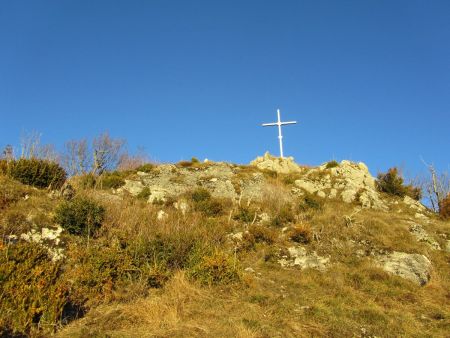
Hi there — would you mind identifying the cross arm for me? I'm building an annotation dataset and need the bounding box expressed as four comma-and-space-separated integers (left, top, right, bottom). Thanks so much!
280, 121, 297, 125
262, 123, 278, 127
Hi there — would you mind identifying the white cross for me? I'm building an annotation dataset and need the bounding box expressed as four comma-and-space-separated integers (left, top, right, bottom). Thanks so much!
262, 109, 297, 158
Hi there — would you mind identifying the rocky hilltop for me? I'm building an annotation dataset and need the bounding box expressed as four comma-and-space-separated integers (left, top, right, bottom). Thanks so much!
114, 153, 444, 286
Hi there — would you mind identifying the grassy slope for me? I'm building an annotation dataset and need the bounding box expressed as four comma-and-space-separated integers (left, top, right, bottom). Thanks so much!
0, 170, 449, 337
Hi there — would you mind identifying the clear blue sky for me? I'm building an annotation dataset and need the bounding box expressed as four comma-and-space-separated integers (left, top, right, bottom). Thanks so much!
1, 1, 449, 177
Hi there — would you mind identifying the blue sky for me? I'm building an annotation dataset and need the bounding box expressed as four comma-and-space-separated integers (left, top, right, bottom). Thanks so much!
1, 1, 449, 177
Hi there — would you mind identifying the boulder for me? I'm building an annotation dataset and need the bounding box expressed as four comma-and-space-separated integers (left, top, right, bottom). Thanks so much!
374, 251, 432, 285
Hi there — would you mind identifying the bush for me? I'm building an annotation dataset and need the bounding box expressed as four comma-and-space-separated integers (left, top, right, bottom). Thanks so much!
99, 172, 126, 189
248, 225, 277, 244
1, 158, 66, 189
135, 163, 155, 173
439, 194, 450, 220
189, 188, 223, 216
270, 204, 295, 227
54, 197, 105, 237
137, 187, 151, 200
233, 206, 256, 223
325, 160, 339, 169
188, 249, 241, 285
288, 224, 312, 244
78, 173, 97, 189
376, 167, 422, 200
0, 243, 71, 336
298, 193, 324, 212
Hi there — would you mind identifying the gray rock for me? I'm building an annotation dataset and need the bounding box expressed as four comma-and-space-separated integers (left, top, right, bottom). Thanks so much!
409, 223, 441, 250
374, 251, 432, 286
278, 246, 329, 271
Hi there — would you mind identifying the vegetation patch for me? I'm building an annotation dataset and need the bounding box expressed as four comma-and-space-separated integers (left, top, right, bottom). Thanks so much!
54, 197, 105, 237
376, 167, 422, 200
0, 158, 66, 189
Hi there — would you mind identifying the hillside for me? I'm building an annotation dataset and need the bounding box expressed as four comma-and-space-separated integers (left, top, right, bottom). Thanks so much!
1, 154, 449, 337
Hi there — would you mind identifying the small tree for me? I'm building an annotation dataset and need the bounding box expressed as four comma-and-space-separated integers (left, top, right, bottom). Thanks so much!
92, 132, 125, 175
62, 139, 90, 176
376, 167, 422, 200
420, 161, 450, 212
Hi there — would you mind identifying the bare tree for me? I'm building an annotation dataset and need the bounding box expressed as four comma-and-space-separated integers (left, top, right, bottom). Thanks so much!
19, 131, 59, 162
20, 130, 41, 159
63, 139, 90, 176
420, 160, 450, 212
117, 147, 151, 171
92, 132, 125, 175
2, 145, 14, 161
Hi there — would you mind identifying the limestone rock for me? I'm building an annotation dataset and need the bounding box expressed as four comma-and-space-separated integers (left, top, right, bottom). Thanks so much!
403, 196, 427, 212
278, 246, 329, 271
409, 223, 441, 250
121, 179, 145, 196
157, 210, 168, 220
250, 152, 302, 174
374, 251, 432, 285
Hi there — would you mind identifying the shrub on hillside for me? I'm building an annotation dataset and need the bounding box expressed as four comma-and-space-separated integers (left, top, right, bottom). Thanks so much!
189, 188, 223, 216
135, 163, 154, 173
1, 158, 66, 189
325, 160, 339, 169
188, 249, 241, 286
376, 167, 422, 200
288, 224, 312, 244
0, 243, 72, 336
98, 171, 126, 189
298, 193, 324, 212
54, 197, 105, 237
270, 204, 295, 227
439, 194, 450, 220
248, 224, 277, 244
233, 206, 257, 223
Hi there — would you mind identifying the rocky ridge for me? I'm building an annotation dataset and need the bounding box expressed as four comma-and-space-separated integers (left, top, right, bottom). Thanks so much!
114, 153, 444, 285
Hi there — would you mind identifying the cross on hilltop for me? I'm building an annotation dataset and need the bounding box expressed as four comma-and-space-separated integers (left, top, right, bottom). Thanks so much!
262, 109, 297, 158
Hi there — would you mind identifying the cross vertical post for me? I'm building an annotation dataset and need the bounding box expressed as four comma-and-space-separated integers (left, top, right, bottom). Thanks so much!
262, 109, 297, 158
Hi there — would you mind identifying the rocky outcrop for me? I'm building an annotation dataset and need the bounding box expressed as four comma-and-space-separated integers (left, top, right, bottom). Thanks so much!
278, 246, 329, 271
408, 223, 441, 250
293, 160, 387, 210
374, 251, 432, 286
250, 152, 302, 174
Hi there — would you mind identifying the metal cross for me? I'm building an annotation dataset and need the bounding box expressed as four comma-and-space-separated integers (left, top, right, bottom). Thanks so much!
262, 109, 297, 158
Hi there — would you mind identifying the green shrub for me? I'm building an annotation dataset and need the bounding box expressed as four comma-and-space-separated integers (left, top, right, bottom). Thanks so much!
376, 167, 422, 200
233, 206, 256, 223
439, 194, 450, 220
190, 188, 211, 202
54, 197, 105, 237
135, 163, 154, 173
99, 172, 126, 189
325, 160, 339, 169
188, 249, 241, 285
137, 187, 151, 200
191, 157, 200, 164
1, 158, 66, 189
189, 188, 223, 216
0, 243, 71, 336
78, 173, 97, 189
